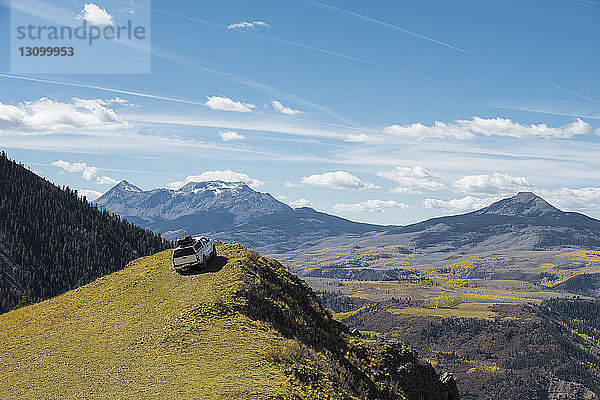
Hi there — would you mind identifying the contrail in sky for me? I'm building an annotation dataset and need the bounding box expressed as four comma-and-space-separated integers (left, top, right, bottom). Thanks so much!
306, 0, 475, 56
2, 0, 598, 114
533, 77, 600, 105
0, 73, 208, 106
152, 8, 437, 82
305, 0, 600, 106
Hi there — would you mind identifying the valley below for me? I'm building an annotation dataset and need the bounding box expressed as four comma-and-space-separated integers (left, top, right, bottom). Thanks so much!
290, 243, 600, 399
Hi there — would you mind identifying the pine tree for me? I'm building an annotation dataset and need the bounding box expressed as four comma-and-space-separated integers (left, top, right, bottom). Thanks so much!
0, 152, 171, 313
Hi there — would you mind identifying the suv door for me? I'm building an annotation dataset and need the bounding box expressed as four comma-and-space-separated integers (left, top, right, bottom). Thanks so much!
200, 238, 209, 259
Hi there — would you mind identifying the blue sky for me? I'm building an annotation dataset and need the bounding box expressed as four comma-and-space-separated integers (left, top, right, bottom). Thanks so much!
1, 0, 600, 224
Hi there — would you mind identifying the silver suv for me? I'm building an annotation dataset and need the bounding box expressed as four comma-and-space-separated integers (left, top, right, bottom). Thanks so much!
172, 235, 216, 272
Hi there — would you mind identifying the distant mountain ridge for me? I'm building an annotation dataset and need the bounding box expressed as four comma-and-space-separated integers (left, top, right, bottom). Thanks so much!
98, 180, 289, 224
389, 192, 600, 251
97, 180, 600, 255
95, 180, 385, 253
475, 191, 559, 217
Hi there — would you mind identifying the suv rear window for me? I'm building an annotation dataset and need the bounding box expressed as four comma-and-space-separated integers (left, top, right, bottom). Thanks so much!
173, 247, 196, 257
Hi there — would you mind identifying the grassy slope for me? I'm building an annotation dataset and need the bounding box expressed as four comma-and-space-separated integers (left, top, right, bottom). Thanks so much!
1, 245, 292, 399
0, 243, 457, 400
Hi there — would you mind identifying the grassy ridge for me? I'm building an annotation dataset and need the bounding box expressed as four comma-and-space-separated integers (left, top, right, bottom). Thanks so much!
0, 243, 458, 400
1, 246, 290, 399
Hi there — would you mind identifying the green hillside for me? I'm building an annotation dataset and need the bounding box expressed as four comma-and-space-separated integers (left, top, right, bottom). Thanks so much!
0, 151, 170, 312
0, 243, 458, 400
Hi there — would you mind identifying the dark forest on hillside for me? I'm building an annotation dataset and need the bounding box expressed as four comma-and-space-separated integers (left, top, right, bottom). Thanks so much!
0, 151, 171, 313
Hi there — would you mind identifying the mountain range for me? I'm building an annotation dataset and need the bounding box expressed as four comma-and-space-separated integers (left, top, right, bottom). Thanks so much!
386, 191, 600, 251
95, 180, 385, 253
96, 181, 600, 255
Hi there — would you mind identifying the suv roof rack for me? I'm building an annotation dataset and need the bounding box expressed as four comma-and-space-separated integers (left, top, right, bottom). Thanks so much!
176, 235, 194, 247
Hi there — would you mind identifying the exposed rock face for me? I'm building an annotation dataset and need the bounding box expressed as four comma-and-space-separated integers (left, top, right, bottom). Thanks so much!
440, 372, 460, 400
547, 376, 599, 400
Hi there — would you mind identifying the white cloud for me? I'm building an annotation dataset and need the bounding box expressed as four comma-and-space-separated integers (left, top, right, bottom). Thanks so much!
334, 199, 409, 213
167, 170, 264, 190
109, 97, 130, 104
52, 160, 87, 173
385, 121, 474, 140
227, 21, 269, 30
76, 3, 113, 26
344, 133, 384, 144
205, 96, 256, 113
78, 189, 103, 201
52, 160, 119, 185
0, 97, 126, 134
219, 130, 246, 141
543, 187, 600, 212
290, 198, 314, 208
453, 173, 532, 195
300, 171, 378, 190
383, 117, 592, 140
424, 196, 501, 212
271, 100, 303, 115
95, 175, 120, 185
377, 166, 446, 194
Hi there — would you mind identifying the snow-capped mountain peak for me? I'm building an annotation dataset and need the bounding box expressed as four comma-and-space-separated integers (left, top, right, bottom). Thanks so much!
96, 180, 290, 224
